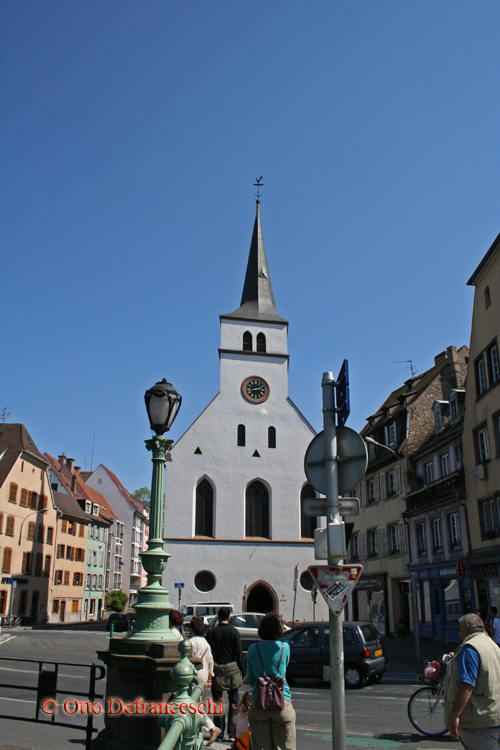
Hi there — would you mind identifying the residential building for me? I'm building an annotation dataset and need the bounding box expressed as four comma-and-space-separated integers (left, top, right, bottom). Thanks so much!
45, 454, 114, 620
161, 201, 325, 622
0, 424, 57, 623
463, 231, 500, 614
85, 465, 149, 606
50, 490, 90, 622
404, 386, 473, 641
347, 346, 468, 635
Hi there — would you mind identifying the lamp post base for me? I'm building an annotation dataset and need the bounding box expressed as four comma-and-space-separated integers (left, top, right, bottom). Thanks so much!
93, 639, 200, 750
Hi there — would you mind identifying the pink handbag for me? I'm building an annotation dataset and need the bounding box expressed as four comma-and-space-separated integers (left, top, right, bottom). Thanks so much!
255, 643, 285, 711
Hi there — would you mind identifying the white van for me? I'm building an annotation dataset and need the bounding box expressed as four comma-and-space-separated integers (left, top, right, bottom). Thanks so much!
181, 601, 234, 626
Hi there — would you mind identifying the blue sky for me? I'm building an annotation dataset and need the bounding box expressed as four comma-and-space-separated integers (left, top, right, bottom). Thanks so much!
1, 1, 499, 493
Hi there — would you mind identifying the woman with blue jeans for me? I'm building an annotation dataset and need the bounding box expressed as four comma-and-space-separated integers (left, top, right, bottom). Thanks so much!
246, 614, 296, 750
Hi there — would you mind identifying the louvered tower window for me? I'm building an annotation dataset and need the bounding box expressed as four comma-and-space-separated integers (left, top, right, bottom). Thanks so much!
301, 483, 318, 539
246, 481, 270, 538
195, 479, 214, 537
243, 331, 252, 351
256, 333, 266, 353
268, 426, 276, 448
237, 424, 246, 446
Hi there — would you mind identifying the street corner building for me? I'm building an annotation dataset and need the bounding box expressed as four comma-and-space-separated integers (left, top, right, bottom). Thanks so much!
162, 201, 327, 622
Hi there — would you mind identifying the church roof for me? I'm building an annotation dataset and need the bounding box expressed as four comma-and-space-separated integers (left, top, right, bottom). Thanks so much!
221, 202, 287, 324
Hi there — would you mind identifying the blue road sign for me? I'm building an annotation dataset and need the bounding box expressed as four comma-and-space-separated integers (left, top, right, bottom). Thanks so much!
174, 583, 184, 589
335, 359, 350, 427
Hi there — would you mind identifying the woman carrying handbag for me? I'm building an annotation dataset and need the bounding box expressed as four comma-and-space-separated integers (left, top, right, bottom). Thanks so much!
246, 614, 296, 750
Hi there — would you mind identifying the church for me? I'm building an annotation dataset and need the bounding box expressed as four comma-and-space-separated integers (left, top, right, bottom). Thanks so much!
163, 200, 328, 622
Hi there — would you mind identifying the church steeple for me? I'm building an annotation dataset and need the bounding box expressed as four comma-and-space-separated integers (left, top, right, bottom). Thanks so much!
222, 201, 287, 324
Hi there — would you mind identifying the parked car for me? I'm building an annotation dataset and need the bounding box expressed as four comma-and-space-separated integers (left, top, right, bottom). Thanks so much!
206, 612, 265, 650
180, 601, 234, 628
106, 612, 136, 632
280, 621, 386, 689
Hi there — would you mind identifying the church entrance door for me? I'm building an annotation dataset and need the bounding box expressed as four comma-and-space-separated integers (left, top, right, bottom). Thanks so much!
246, 583, 277, 614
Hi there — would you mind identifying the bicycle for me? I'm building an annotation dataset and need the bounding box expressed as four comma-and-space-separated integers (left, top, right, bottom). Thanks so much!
1, 615, 21, 628
407, 654, 452, 736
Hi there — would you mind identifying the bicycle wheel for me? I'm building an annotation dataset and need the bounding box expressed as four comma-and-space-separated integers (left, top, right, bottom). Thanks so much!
408, 685, 448, 736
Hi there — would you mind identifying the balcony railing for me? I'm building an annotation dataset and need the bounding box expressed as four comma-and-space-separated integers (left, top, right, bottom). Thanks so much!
405, 469, 465, 511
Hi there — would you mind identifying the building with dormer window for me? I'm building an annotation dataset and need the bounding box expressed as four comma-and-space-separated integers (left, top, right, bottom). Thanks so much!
347, 346, 468, 636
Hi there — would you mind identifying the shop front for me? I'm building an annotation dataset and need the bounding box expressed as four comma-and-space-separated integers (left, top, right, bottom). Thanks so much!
470, 560, 500, 617
413, 562, 475, 641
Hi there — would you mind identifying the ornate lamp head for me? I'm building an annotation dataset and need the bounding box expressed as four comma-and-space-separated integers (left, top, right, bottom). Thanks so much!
144, 378, 182, 435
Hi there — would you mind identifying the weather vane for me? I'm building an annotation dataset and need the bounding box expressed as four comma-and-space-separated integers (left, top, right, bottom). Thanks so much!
253, 176, 264, 199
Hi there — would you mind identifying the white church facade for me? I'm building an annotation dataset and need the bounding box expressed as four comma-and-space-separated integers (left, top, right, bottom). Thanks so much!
163, 202, 329, 623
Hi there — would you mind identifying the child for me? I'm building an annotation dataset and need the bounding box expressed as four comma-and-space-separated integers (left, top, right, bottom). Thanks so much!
231, 691, 251, 750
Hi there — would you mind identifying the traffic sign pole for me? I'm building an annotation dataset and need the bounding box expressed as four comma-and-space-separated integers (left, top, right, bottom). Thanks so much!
322, 371, 346, 750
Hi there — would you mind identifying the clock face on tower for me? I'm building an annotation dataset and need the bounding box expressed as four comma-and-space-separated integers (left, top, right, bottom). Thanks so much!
241, 375, 270, 404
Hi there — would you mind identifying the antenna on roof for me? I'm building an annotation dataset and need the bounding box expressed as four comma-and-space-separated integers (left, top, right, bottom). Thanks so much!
90, 432, 96, 472
392, 360, 418, 378
1, 407, 10, 424
253, 176, 264, 200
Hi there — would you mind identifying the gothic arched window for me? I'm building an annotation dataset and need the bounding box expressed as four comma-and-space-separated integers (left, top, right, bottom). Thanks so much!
300, 483, 317, 539
256, 333, 266, 353
246, 481, 270, 538
195, 479, 214, 537
243, 331, 253, 351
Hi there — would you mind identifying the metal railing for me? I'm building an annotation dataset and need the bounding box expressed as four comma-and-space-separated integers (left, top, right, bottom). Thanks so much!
0, 656, 105, 750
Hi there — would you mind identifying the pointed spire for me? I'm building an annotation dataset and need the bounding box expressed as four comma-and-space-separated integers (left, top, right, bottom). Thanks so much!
222, 201, 287, 324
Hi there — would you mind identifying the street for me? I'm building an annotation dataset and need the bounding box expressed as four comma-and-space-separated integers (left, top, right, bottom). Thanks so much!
0, 628, 457, 750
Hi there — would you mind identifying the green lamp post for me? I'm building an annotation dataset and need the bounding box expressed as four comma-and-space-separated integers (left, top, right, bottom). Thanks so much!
126, 378, 182, 641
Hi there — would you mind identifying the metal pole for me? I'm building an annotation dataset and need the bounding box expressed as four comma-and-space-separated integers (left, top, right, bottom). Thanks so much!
411, 572, 421, 677
322, 372, 346, 750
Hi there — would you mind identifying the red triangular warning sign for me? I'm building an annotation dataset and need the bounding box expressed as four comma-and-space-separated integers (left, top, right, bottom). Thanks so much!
308, 564, 363, 616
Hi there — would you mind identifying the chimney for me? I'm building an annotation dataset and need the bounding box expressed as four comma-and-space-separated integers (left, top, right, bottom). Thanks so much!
58, 454, 66, 466
71, 475, 77, 493
67, 458, 74, 472
434, 351, 447, 366
75, 466, 81, 476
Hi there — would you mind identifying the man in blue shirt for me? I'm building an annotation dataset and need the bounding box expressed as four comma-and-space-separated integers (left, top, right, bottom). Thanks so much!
444, 613, 500, 750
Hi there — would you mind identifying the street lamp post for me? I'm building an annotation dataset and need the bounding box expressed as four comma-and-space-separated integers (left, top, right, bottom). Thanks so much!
18, 508, 48, 545
126, 378, 181, 642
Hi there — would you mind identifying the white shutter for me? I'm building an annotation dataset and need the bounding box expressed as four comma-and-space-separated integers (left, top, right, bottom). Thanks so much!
398, 520, 406, 553
377, 525, 388, 557
358, 530, 368, 559
374, 476, 379, 503
380, 473, 386, 500
395, 464, 401, 494
361, 481, 367, 507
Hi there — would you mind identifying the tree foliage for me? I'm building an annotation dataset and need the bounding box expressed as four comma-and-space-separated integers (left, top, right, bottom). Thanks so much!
105, 590, 128, 612
133, 486, 151, 505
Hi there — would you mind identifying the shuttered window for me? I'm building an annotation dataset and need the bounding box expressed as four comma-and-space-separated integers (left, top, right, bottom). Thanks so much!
237, 424, 246, 446
20, 489, 28, 507
268, 426, 276, 449
256, 333, 266, 353
2, 548, 12, 574
6, 516, 15, 537
9, 483, 18, 503
243, 331, 252, 351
